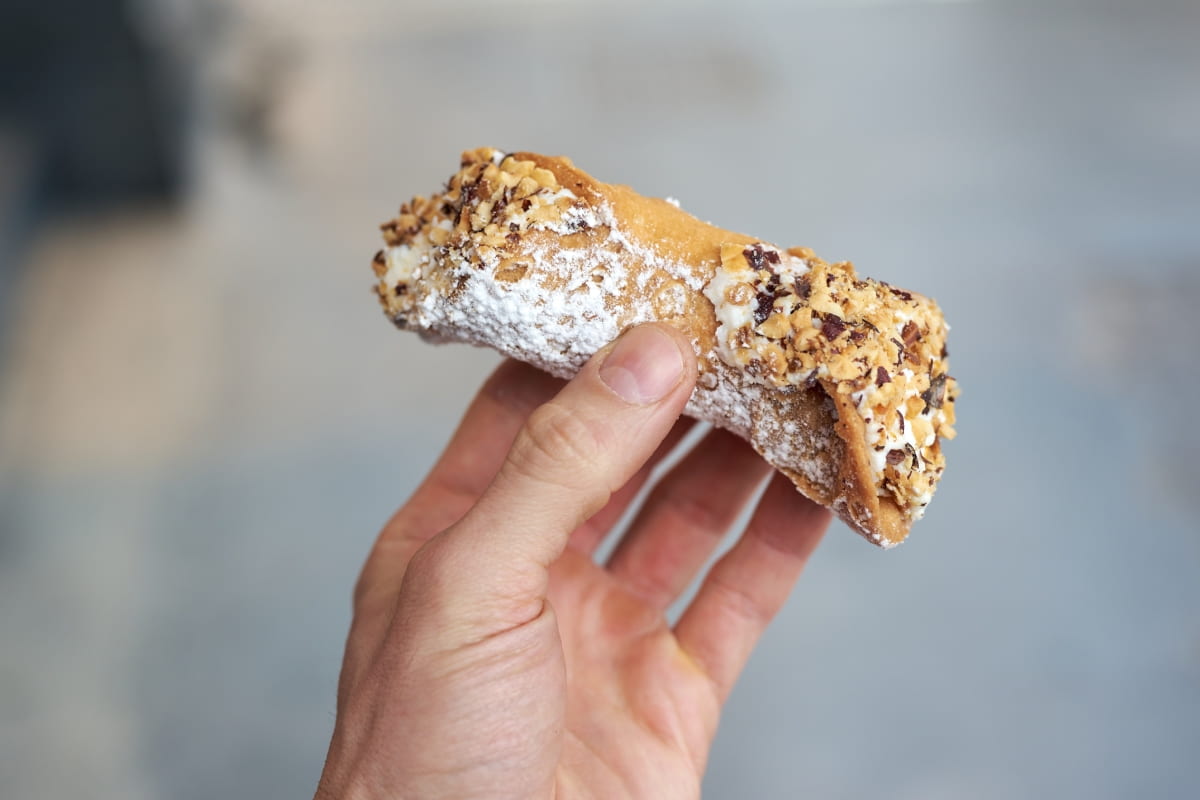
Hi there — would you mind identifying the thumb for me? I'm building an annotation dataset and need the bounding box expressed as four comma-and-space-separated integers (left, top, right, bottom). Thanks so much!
407, 323, 697, 631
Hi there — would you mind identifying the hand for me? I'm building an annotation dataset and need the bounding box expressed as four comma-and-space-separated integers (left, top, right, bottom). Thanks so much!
316, 324, 831, 799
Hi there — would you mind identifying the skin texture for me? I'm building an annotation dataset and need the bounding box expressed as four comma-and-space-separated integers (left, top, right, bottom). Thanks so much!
315, 324, 831, 800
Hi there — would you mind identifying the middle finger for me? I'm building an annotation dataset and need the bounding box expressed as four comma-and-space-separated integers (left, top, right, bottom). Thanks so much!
605, 428, 772, 610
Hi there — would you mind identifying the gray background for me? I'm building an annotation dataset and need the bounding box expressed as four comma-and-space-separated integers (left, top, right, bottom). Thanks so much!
2, 0, 1198, 797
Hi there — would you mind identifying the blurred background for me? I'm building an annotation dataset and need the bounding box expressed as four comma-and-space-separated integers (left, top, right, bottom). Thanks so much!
1, 0, 1198, 797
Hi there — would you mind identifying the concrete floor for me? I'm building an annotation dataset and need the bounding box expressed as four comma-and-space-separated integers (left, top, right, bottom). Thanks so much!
2, 1, 1198, 797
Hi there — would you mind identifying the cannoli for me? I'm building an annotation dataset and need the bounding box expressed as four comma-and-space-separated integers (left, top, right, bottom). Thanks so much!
372, 148, 958, 547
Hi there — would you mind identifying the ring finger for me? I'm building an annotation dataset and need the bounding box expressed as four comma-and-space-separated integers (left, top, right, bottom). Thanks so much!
605, 428, 773, 610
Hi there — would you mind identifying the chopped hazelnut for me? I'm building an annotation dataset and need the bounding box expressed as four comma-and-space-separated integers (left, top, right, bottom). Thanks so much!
528, 203, 562, 224
471, 201, 493, 231
720, 243, 751, 272
911, 416, 934, 448
758, 312, 791, 339
531, 167, 559, 190
762, 342, 788, 378
513, 177, 540, 200
494, 262, 528, 283
829, 357, 860, 381
725, 282, 754, 305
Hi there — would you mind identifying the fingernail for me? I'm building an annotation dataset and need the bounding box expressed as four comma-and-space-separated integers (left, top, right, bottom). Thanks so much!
599, 326, 685, 405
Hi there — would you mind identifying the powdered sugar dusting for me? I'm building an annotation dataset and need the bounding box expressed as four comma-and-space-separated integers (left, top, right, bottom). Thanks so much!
395, 188, 689, 378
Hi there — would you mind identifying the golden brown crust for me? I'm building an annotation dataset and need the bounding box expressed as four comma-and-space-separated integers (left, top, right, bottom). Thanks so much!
372, 147, 959, 547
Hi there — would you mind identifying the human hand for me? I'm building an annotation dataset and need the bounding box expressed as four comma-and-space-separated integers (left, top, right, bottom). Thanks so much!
316, 323, 831, 799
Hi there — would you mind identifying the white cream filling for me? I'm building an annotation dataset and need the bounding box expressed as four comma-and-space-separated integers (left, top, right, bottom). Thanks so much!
383, 238, 430, 289
703, 247, 811, 380
704, 262, 755, 368
853, 365, 936, 518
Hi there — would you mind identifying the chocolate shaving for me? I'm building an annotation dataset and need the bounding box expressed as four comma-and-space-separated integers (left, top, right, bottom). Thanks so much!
754, 293, 775, 326
889, 286, 914, 301
794, 276, 811, 300
393, 283, 408, 296
902, 321, 921, 347
521, 199, 532, 211
372, 250, 385, 266
904, 443, 921, 472
764, 249, 780, 264
886, 449, 907, 466
897, 410, 905, 434
876, 366, 891, 386
922, 373, 948, 412
505, 232, 520, 243
849, 330, 866, 344
743, 244, 765, 270
509, 222, 519, 232
821, 315, 846, 340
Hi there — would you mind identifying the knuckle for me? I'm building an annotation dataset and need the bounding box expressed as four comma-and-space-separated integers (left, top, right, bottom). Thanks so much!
509, 401, 604, 484
350, 545, 389, 615
350, 533, 406, 615
656, 481, 728, 536
708, 571, 774, 628
351, 568, 373, 611
403, 538, 454, 592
